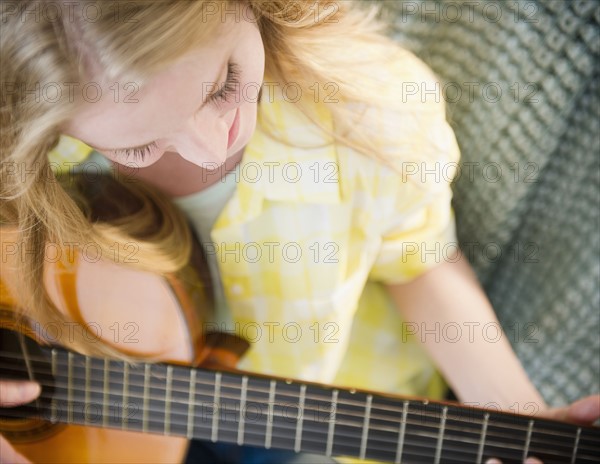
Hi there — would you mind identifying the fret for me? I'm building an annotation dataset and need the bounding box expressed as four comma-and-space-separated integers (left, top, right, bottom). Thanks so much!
578, 430, 600, 461
211, 372, 222, 443
294, 384, 307, 453
237, 376, 249, 446
142, 363, 150, 433
122, 363, 129, 430
394, 400, 409, 464
482, 411, 529, 461
265, 379, 276, 449
168, 365, 193, 437
522, 419, 534, 462
434, 406, 448, 464
476, 412, 490, 464
325, 389, 338, 457
571, 427, 581, 464
164, 365, 173, 435
330, 389, 369, 458
84, 356, 91, 424
102, 358, 109, 427
186, 369, 196, 439
18, 331, 38, 411
359, 394, 372, 460
18, 332, 34, 381
50, 349, 58, 423
67, 352, 74, 423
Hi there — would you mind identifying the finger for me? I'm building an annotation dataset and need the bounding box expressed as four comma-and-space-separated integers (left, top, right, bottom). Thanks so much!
0, 381, 41, 407
542, 395, 600, 425
0, 434, 32, 464
540, 404, 570, 421
566, 395, 600, 423
485, 457, 543, 464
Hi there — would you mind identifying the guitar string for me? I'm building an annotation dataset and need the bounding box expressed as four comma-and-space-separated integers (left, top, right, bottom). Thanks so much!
1, 380, 597, 458
1, 364, 595, 459
30, 390, 597, 461
0, 351, 583, 440
1, 370, 555, 455
0, 353, 527, 428
0, 349, 558, 426
7, 390, 483, 448
0, 356, 590, 449
6, 394, 589, 463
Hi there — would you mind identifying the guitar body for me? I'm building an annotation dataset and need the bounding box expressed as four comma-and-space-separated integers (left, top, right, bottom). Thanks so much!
11, 424, 188, 464
0, 254, 197, 463
0, 173, 241, 464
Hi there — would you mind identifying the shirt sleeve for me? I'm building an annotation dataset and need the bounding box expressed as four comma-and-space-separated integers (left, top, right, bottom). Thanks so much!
368, 75, 461, 285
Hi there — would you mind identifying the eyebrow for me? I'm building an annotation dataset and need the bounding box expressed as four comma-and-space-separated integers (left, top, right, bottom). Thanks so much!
89, 60, 230, 152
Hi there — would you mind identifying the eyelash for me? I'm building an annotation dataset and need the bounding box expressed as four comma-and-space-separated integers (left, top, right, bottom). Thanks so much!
210, 62, 241, 104
113, 141, 159, 162
115, 62, 241, 161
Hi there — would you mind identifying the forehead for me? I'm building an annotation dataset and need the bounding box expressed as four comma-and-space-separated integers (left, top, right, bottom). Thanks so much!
63, 31, 233, 148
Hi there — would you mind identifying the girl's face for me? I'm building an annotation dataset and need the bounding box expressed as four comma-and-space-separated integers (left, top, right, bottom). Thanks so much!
63, 6, 265, 168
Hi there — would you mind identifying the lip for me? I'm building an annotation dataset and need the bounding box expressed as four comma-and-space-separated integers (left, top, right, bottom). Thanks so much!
227, 108, 240, 150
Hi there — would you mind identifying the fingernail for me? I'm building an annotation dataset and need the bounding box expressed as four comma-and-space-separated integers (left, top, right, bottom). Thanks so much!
485, 459, 502, 464
21, 382, 41, 399
525, 458, 543, 464
570, 396, 600, 421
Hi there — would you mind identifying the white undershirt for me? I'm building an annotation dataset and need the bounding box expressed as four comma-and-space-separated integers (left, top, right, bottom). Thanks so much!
172, 165, 239, 329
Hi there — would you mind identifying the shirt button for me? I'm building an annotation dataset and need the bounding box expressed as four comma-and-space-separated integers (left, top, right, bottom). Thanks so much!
231, 284, 243, 295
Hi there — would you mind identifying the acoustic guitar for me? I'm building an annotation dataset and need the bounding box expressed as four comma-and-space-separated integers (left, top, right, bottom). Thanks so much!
1, 173, 598, 463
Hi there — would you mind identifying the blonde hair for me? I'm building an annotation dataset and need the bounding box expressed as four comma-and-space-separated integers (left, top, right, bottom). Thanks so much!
0, 0, 412, 356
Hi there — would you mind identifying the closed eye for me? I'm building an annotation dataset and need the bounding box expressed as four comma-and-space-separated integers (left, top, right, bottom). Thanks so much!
208, 61, 241, 104
108, 61, 241, 161
111, 141, 159, 162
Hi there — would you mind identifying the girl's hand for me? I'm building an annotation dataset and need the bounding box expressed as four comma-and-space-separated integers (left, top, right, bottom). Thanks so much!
485, 395, 600, 464
0, 380, 40, 464
538, 394, 600, 425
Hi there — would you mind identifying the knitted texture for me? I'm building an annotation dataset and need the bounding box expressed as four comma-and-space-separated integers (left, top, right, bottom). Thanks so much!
379, 0, 600, 406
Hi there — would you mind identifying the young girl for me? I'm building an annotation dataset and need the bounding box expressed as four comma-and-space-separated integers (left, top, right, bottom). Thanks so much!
1, 1, 597, 463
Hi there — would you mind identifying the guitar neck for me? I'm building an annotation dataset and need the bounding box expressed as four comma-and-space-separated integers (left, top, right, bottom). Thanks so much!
1, 341, 599, 463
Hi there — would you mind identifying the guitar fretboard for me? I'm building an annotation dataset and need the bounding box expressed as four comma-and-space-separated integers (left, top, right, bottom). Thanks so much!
1, 344, 599, 463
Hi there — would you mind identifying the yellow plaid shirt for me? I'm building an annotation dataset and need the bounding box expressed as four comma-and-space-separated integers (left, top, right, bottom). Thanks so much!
50, 50, 460, 400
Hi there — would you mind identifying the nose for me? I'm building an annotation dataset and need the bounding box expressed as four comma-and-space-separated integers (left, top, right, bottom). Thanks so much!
167, 106, 236, 167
